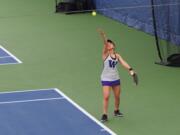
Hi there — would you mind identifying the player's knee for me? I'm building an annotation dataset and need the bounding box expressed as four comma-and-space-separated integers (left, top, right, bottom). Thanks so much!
104, 96, 109, 101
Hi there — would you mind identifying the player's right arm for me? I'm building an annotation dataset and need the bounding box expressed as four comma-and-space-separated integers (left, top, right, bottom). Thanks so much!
97, 28, 108, 60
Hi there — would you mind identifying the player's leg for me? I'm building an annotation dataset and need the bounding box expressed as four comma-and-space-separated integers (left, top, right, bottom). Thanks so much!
112, 85, 120, 110
101, 86, 111, 122
112, 85, 123, 117
103, 86, 111, 114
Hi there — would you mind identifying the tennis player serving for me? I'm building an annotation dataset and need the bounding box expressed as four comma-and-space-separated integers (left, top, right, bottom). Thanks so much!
97, 29, 136, 122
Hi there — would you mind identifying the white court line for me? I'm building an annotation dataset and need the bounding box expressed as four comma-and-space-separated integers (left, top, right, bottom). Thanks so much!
0, 62, 21, 66
0, 45, 22, 64
101, 129, 107, 132
0, 88, 55, 94
0, 55, 21, 65
0, 56, 11, 59
0, 97, 64, 105
54, 88, 117, 135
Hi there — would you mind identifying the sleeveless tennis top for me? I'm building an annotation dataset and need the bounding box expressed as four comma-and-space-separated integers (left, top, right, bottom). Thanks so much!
101, 55, 120, 81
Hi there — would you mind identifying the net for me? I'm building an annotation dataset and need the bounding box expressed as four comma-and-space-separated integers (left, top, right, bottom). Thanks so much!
151, 0, 180, 66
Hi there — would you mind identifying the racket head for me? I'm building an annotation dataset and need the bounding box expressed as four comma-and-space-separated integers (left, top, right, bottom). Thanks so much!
133, 73, 138, 85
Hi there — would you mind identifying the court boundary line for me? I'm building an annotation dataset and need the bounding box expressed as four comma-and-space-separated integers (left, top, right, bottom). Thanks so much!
0, 56, 20, 65
0, 97, 64, 105
0, 88, 55, 94
54, 88, 117, 135
0, 45, 22, 64
0, 88, 117, 135
0, 62, 21, 66
0, 56, 11, 58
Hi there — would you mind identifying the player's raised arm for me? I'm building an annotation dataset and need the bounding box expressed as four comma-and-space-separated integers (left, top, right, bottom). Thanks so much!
97, 28, 107, 44
97, 29, 108, 58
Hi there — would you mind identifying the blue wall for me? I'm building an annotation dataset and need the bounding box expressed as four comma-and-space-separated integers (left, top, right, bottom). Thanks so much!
93, 0, 180, 45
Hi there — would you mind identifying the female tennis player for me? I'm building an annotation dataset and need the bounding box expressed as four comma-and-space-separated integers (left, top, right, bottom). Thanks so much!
97, 29, 135, 122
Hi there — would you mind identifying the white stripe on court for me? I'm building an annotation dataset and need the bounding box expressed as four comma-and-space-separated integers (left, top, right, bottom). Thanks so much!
0, 62, 21, 66
0, 45, 22, 64
0, 88, 55, 95
54, 88, 117, 135
100, 129, 107, 132
0, 97, 64, 105
0, 56, 12, 59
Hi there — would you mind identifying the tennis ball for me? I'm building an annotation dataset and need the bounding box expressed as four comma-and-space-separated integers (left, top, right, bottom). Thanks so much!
92, 11, 96, 16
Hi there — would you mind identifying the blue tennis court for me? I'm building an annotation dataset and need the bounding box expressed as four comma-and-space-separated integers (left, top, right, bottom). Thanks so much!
0, 46, 22, 65
0, 88, 116, 135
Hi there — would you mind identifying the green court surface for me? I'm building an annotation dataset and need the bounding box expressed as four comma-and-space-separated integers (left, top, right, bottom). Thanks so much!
0, 0, 180, 135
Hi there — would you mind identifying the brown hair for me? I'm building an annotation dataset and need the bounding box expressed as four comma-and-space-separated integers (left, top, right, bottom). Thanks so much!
107, 39, 115, 47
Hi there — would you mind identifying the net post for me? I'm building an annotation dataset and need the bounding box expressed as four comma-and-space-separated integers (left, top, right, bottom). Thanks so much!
151, 0, 163, 63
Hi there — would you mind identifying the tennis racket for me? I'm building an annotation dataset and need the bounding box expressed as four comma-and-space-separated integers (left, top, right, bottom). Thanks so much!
132, 73, 138, 85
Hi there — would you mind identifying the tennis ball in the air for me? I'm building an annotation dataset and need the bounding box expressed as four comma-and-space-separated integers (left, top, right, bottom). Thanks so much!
92, 11, 96, 16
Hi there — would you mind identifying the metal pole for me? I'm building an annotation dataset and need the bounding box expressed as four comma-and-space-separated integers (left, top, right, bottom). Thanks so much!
151, 0, 163, 62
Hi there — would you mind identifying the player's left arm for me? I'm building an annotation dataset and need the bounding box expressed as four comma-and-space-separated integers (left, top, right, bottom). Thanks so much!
116, 53, 138, 85
116, 53, 135, 75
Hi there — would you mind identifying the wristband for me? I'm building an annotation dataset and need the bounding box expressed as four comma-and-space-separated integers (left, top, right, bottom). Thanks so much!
129, 68, 133, 71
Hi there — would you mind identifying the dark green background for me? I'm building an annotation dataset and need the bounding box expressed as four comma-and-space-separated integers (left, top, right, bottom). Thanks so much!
0, 0, 179, 134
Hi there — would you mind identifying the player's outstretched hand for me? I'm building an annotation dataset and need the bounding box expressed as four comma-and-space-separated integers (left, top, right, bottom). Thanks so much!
97, 28, 105, 35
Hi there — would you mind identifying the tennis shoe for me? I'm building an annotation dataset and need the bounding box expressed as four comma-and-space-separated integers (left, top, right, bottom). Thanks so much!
101, 114, 108, 122
114, 110, 123, 117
